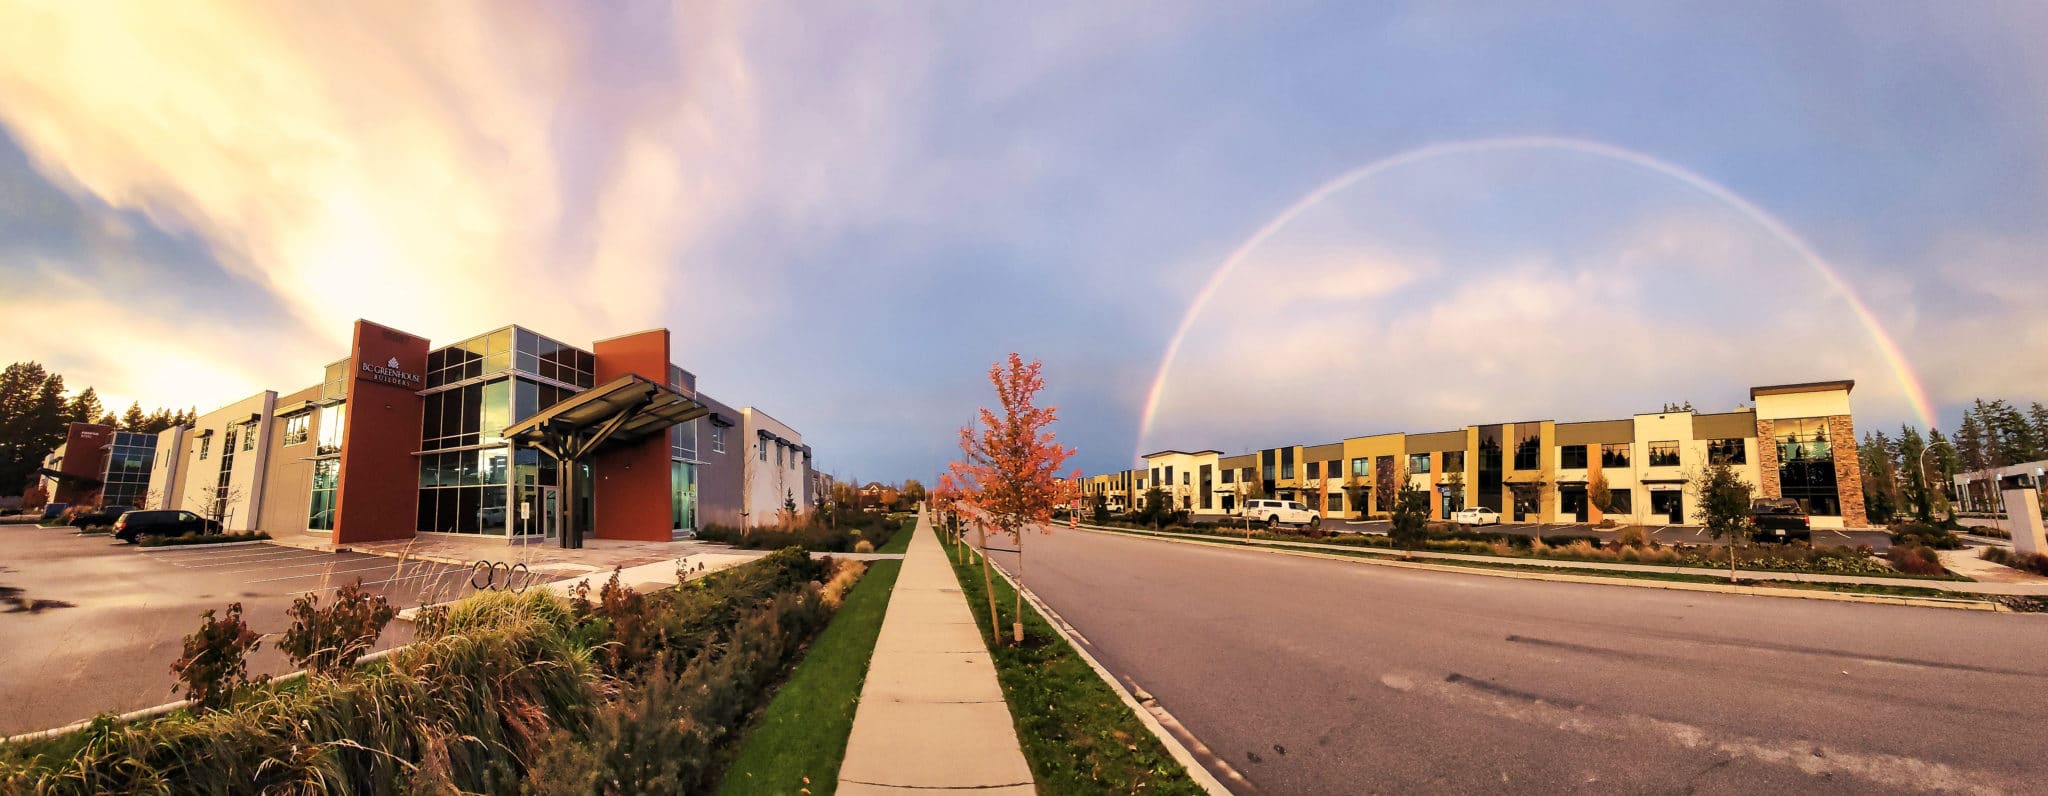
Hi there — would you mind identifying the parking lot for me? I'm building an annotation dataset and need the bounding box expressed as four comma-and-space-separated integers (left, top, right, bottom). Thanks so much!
0, 524, 549, 736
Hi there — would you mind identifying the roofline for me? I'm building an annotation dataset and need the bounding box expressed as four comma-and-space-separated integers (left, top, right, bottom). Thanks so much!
1750, 380, 1855, 399
590, 327, 670, 346
1140, 449, 1223, 458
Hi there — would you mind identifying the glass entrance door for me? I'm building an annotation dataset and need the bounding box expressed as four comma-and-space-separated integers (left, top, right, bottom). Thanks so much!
540, 487, 559, 540
518, 486, 559, 540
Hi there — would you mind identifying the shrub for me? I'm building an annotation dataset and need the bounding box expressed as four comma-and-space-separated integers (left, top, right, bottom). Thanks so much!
1890, 523, 1964, 550
1981, 546, 2048, 576
169, 602, 262, 710
277, 579, 396, 675
853, 539, 875, 553
137, 531, 270, 547
1966, 526, 2012, 540
1884, 543, 1948, 576
1615, 525, 1650, 548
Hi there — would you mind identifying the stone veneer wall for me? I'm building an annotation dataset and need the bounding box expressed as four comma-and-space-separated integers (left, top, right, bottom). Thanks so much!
1828, 414, 1869, 527
1755, 419, 1781, 498
1753, 415, 1869, 527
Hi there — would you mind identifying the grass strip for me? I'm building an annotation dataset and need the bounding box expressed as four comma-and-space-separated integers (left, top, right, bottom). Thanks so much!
940, 535, 1205, 795
718, 559, 902, 795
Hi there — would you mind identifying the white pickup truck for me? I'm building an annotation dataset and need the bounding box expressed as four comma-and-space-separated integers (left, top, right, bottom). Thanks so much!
1240, 499, 1321, 529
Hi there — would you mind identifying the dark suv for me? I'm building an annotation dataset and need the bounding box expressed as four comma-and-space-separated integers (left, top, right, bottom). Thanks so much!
113, 510, 221, 543
1748, 498, 1811, 543
75, 505, 135, 530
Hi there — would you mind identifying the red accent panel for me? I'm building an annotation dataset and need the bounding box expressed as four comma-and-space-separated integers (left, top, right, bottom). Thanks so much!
54, 423, 115, 505
333, 320, 428, 543
590, 330, 674, 541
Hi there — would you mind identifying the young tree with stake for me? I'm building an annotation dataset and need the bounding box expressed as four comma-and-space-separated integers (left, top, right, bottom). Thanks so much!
1690, 461, 1755, 583
948, 354, 1079, 646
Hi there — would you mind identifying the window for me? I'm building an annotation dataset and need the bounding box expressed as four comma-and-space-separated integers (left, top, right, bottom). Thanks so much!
1600, 443, 1630, 468
198, 436, 210, 460
283, 414, 310, 446
1648, 441, 1681, 467
1560, 445, 1588, 469
1408, 453, 1431, 474
1708, 438, 1746, 465
776, 445, 784, 466
1351, 457, 1370, 477
307, 458, 339, 531
760, 440, 768, 462
1609, 488, 1633, 514
241, 425, 256, 452
1773, 417, 1840, 515
1221, 468, 1235, 484
1280, 448, 1295, 480
1306, 461, 1321, 480
321, 359, 350, 402
1513, 427, 1541, 470
1328, 492, 1344, 511
316, 404, 346, 456
1442, 451, 1465, 472
711, 424, 726, 454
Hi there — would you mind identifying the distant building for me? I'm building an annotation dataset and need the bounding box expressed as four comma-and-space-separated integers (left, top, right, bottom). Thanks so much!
36, 422, 156, 508
1083, 380, 1872, 528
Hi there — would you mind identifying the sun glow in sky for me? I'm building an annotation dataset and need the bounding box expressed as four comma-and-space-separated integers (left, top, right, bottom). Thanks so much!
1, 1, 2044, 478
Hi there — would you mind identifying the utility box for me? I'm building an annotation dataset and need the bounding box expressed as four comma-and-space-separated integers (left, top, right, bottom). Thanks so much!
2001, 475, 2045, 557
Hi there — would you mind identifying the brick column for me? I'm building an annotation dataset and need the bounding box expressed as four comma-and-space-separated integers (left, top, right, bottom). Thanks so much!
1828, 414, 1868, 527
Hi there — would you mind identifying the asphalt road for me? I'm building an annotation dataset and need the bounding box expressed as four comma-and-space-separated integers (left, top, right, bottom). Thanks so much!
1324, 519, 1896, 551
983, 527, 2048, 794
0, 525, 542, 735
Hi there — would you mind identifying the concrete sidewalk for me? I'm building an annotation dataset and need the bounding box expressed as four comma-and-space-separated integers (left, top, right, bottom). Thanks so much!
838, 509, 1034, 795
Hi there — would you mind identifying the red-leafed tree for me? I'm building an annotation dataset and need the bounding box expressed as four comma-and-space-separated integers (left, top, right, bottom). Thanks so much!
948, 353, 1079, 645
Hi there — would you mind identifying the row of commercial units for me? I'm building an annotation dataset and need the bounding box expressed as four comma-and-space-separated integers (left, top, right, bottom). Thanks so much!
37, 320, 825, 546
1082, 381, 1873, 529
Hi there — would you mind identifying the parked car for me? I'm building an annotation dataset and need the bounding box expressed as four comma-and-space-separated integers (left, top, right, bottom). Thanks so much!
40, 502, 70, 521
1453, 506, 1502, 526
1748, 498, 1812, 543
1241, 499, 1320, 529
113, 510, 222, 543
74, 504, 135, 529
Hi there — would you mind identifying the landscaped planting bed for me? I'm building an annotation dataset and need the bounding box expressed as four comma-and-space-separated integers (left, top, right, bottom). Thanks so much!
0, 547, 861, 795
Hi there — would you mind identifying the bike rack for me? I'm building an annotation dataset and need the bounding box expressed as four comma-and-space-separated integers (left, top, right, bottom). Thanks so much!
469, 560, 531, 594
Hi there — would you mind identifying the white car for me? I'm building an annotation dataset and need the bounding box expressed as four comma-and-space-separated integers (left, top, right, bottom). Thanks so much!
1453, 506, 1501, 526
1241, 499, 1320, 529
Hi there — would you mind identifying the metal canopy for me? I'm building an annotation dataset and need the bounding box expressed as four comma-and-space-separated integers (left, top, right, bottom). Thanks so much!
35, 468, 102, 487
501, 374, 709, 548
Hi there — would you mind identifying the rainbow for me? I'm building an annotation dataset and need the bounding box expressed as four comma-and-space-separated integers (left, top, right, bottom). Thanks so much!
1135, 136, 1934, 463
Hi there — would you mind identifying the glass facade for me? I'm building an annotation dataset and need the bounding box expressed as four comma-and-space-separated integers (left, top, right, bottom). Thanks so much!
308, 458, 339, 531
1476, 425, 1504, 512
1774, 417, 1841, 516
100, 431, 157, 507
1513, 427, 1541, 470
672, 460, 696, 531
415, 327, 597, 536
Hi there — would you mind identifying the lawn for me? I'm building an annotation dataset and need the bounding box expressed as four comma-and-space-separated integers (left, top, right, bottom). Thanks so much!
940, 535, 1206, 795
717, 559, 903, 795
875, 521, 914, 555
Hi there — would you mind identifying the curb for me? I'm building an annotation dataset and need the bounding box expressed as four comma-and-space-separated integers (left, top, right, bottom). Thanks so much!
136, 539, 269, 551
1076, 526, 2010, 613
965, 542, 1241, 795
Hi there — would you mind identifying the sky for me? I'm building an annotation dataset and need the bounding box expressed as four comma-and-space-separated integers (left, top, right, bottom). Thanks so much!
1, 0, 2044, 481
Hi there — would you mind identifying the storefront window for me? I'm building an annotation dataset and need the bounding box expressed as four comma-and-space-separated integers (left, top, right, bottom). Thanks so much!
308, 459, 339, 531
672, 460, 697, 531
416, 448, 511, 534
1774, 418, 1840, 515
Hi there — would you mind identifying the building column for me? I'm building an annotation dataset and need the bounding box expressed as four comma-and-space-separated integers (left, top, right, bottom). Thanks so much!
1754, 418, 1781, 499
1827, 414, 1869, 527
2006, 487, 2045, 557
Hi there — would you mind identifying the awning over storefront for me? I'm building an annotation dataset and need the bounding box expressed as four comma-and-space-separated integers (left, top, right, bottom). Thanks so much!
501, 374, 709, 548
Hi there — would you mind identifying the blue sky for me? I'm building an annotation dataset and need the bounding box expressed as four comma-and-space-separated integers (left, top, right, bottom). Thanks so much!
1, 1, 2043, 480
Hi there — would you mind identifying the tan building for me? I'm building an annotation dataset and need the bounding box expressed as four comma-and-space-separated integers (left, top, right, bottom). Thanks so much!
1083, 380, 1871, 528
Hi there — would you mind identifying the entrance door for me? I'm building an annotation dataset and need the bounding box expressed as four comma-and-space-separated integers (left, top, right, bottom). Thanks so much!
1651, 490, 1683, 524
1561, 489, 1588, 522
520, 486, 558, 540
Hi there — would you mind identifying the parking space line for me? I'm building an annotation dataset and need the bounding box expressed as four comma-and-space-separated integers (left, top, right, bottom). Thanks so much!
151, 548, 328, 565
165, 551, 340, 569
289, 565, 475, 594
212, 556, 397, 575
244, 562, 414, 584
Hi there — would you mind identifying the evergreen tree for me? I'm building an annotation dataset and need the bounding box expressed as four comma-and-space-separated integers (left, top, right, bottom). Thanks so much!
1926, 428, 1959, 517
67, 386, 104, 426
121, 402, 146, 430
1859, 431, 1900, 524
1897, 424, 1931, 522
2032, 403, 2048, 461
1956, 407, 1989, 472
0, 363, 73, 494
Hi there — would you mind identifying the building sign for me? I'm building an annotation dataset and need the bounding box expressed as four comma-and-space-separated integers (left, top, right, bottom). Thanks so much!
358, 356, 423, 388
